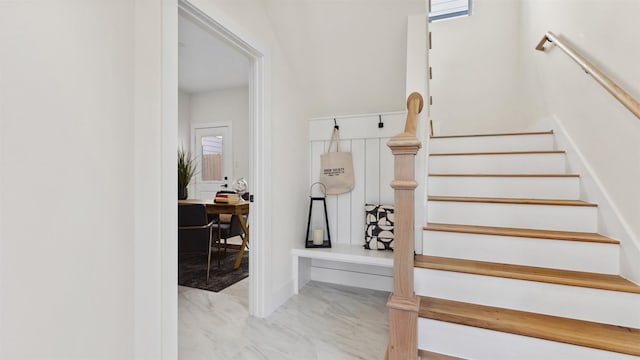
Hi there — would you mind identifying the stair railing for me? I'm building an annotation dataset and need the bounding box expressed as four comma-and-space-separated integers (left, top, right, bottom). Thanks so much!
386, 92, 423, 360
536, 31, 640, 121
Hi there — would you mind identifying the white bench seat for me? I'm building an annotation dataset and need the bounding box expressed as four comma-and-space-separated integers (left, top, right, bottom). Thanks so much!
292, 244, 394, 293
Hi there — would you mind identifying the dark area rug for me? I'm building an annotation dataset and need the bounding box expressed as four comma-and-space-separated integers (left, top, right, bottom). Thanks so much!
178, 249, 248, 292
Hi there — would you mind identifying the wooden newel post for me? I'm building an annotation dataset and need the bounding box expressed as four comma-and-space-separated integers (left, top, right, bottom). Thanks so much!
386, 92, 423, 360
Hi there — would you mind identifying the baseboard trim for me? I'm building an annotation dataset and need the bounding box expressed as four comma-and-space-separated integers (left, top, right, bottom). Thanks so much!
267, 280, 294, 316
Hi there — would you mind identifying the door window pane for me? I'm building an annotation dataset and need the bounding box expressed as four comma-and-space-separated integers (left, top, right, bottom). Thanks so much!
201, 135, 223, 181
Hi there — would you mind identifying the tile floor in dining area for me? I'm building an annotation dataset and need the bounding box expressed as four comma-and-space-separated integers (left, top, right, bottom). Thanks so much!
179, 279, 390, 360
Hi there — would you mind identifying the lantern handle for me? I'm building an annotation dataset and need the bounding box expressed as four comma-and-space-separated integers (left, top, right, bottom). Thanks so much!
309, 182, 327, 197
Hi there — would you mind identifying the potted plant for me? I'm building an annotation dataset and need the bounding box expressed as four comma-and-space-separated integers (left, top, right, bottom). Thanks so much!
178, 147, 196, 200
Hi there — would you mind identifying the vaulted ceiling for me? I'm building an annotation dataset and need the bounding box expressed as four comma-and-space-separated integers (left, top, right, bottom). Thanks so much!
263, 0, 427, 116
178, 0, 427, 115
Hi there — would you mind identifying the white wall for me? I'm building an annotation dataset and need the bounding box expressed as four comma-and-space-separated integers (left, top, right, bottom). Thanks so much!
0, 1, 135, 358
520, 0, 640, 282
406, 13, 429, 253
134, 0, 175, 357
308, 112, 407, 244
178, 90, 191, 149
189, 87, 250, 182
189, 0, 309, 313
429, 0, 640, 282
429, 0, 533, 135
2, 0, 418, 357
264, 0, 426, 117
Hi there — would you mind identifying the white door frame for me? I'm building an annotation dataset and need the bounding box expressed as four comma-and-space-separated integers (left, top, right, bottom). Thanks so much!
160, 0, 272, 355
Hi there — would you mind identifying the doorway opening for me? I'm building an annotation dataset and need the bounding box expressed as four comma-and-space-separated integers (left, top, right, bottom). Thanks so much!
177, 5, 252, 310
173, 0, 271, 324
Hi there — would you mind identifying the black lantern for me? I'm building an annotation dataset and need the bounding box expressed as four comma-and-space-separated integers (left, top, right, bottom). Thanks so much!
305, 182, 332, 248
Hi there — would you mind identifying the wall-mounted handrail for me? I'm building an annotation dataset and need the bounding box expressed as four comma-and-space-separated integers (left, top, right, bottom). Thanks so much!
536, 31, 640, 121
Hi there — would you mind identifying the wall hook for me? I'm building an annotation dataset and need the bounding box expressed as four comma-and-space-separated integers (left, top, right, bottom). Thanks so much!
378, 114, 384, 128
333, 118, 339, 130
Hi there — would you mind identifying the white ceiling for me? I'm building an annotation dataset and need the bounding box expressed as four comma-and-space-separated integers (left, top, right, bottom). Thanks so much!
178, 14, 250, 94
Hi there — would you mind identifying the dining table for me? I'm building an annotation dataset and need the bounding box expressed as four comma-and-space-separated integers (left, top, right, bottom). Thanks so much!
178, 199, 249, 270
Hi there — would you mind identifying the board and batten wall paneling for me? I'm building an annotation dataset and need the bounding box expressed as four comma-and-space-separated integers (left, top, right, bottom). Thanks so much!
309, 111, 406, 246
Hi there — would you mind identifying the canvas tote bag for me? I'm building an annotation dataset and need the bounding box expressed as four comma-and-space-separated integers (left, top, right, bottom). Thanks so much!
320, 128, 355, 195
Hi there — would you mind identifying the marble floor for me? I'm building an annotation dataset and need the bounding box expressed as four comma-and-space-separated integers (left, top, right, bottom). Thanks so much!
179, 279, 390, 360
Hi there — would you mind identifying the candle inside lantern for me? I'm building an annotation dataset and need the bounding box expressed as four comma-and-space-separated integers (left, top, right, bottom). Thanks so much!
312, 228, 324, 246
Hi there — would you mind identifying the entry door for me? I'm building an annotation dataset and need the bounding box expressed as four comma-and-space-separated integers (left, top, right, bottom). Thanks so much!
193, 125, 232, 200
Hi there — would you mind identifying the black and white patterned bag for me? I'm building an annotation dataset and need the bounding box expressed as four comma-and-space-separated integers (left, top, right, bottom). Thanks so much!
364, 204, 395, 250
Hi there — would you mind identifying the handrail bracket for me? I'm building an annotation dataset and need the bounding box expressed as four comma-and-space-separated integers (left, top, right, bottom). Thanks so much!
535, 31, 640, 120
535, 34, 550, 51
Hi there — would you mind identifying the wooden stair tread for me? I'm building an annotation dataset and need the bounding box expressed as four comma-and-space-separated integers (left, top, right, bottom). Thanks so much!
414, 255, 640, 294
418, 349, 465, 360
424, 223, 619, 244
428, 196, 597, 207
431, 130, 553, 139
430, 150, 564, 156
429, 173, 579, 177
419, 296, 640, 356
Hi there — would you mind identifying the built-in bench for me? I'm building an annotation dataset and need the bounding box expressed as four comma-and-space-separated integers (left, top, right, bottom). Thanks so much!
295, 111, 421, 293
292, 244, 394, 293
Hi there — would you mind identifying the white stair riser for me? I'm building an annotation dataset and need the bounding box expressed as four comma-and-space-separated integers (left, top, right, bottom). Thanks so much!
428, 176, 580, 199
422, 230, 619, 274
419, 319, 638, 360
429, 134, 556, 154
429, 153, 566, 174
415, 268, 640, 328
428, 201, 598, 232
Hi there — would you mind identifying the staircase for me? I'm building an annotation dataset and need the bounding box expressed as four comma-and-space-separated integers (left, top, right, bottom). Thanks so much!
415, 130, 640, 359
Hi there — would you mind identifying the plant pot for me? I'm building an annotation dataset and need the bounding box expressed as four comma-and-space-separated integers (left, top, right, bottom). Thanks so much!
178, 186, 188, 200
